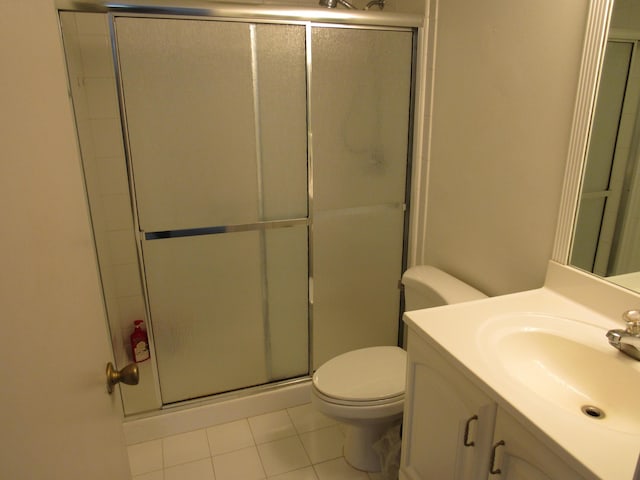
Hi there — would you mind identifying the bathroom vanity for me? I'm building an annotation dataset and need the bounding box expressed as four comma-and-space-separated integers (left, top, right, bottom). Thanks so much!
400, 262, 640, 480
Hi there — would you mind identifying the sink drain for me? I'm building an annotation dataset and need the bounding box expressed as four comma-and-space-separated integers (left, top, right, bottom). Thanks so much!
581, 405, 605, 419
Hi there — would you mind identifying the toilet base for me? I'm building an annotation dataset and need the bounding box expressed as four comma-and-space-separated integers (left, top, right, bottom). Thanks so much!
343, 420, 399, 472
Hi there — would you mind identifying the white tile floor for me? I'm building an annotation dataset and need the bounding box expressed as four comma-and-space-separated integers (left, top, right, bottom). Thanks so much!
128, 403, 385, 480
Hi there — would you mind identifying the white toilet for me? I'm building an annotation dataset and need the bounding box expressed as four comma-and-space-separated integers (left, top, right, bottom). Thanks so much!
311, 265, 487, 472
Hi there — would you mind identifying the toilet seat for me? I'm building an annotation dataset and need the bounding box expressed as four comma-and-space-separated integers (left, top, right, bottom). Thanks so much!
312, 346, 406, 403
312, 385, 404, 407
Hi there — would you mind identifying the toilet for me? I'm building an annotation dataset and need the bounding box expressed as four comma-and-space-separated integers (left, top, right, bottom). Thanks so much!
311, 265, 487, 472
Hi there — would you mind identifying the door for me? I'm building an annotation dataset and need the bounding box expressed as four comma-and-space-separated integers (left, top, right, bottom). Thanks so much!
60, 10, 416, 412
310, 26, 413, 367
113, 17, 310, 404
0, 1, 130, 478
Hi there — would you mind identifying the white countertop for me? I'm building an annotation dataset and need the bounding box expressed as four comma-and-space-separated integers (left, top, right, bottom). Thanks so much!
403, 263, 640, 479
609, 271, 640, 293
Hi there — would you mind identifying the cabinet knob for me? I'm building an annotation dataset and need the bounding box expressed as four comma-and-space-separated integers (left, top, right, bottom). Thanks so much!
489, 440, 505, 475
463, 414, 478, 447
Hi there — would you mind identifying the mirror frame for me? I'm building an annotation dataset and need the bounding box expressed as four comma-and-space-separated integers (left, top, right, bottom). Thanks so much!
553, 0, 615, 264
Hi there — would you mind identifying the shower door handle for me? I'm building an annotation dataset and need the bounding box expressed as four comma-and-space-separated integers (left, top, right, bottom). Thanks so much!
106, 362, 139, 394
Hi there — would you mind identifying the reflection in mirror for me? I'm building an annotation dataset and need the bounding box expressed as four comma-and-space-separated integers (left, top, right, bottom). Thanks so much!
571, 0, 640, 292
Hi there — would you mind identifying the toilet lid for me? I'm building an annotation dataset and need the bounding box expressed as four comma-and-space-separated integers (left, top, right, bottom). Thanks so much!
312, 346, 407, 402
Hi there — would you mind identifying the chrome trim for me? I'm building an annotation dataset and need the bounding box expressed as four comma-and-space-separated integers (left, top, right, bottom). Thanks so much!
261, 226, 273, 380
306, 23, 315, 374
606, 309, 640, 361
309, 21, 413, 32
398, 28, 418, 346
313, 203, 406, 219
250, 24, 265, 225
56, 0, 423, 28
108, 13, 166, 408
144, 218, 310, 240
158, 376, 312, 410
250, 24, 273, 380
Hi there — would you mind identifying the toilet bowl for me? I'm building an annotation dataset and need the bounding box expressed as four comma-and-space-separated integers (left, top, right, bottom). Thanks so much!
311, 346, 406, 472
311, 265, 487, 473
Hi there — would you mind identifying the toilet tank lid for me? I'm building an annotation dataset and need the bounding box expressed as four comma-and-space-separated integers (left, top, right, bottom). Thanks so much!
401, 265, 487, 303
313, 346, 406, 402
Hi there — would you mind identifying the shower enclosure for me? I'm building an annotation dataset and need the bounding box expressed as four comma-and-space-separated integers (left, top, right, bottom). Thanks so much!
59, 3, 417, 414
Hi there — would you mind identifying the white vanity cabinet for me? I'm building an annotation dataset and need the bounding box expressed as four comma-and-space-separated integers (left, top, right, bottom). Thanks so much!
488, 408, 585, 480
400, 329, 589, 480
400, 330, 496, 480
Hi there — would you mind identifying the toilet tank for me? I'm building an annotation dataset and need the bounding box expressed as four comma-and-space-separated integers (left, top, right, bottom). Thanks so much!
401, 265, 487, 311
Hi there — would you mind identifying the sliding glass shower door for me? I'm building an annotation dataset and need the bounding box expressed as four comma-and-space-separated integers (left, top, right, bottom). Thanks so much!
310, 27, 414, 368
115, 18, 309, 403
59, 11, 416, 408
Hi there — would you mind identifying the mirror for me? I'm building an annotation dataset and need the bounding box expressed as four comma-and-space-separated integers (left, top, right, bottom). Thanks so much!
570, 0, 640, 292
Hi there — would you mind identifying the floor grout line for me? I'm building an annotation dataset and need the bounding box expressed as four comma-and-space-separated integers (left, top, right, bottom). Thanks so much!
130, 403, 381, 480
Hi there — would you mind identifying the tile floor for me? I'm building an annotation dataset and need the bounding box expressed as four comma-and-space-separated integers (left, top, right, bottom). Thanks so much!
128, 403, 385, 480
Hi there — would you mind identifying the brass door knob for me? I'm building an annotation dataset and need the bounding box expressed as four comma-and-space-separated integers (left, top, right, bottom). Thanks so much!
106, 362, 139, 394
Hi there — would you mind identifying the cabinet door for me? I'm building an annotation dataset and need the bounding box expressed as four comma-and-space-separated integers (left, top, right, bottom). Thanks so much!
489, 408, 586, 480
401, 331, 496, 480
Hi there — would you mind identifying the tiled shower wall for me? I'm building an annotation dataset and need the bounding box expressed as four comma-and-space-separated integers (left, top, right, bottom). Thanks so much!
61, 12, 160, 414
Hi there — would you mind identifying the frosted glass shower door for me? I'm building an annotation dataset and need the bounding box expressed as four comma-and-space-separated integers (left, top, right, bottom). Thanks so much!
114, 18, 308, 230
311, 27, 413, 368
114, 18, 308, 403
142, 226, 308, 403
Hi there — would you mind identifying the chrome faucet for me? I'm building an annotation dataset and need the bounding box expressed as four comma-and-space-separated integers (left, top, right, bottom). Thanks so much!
606, 310, 640, 360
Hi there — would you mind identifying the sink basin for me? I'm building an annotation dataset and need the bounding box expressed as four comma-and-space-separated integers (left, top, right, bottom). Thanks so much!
478, 313, 640, 434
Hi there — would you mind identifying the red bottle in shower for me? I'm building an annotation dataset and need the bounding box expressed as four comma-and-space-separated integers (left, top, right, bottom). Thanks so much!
130, 320, 150, 363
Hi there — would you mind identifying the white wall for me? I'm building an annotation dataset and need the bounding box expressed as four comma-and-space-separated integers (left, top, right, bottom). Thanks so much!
422, 0, 590, 296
